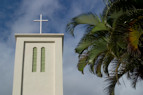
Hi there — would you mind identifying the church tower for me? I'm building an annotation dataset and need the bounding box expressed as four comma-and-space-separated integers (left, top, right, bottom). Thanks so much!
12, 14, 64, 95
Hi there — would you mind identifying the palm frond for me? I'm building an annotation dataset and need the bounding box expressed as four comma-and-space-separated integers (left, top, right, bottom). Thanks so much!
91, 23, 108, 34
127, 25, 143, 57
77, 54, 88, 74
95, 54, 105, 77
114, 10, 143, 57
87, 38, 108, 64
105, 63, 127, 95
130, 72, 139, 88
103, 0, 136, 17
103, 52, 114, 76
66, 0, 143, 94
104, 73, 124, 95
66, 13, 101, 36
77, 37, 108, 74
75, 33, 96, 54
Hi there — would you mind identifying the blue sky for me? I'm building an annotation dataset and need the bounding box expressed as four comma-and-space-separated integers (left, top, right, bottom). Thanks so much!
0, 0, 143, 95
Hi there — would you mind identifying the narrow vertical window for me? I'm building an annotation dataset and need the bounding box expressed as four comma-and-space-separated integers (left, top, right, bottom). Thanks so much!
41, 47, 45, 72
32, 47, 37, 72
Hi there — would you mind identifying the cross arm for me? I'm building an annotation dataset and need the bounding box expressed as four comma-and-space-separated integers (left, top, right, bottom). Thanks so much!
33, 20, 48, 22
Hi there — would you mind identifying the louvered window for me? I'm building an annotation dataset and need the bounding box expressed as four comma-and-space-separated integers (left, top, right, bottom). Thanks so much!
32, 47, 37, 72
41, 47, 45, 72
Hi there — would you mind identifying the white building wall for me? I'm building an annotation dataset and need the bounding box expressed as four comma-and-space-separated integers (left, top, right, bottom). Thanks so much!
12, 34, 64, 95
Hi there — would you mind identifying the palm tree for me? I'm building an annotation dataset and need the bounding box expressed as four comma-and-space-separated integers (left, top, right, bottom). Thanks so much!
67, 13, 116, 76
66, 0, 143, 95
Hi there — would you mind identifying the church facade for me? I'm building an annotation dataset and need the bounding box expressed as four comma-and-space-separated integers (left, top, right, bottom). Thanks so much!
12, 33, 64, 95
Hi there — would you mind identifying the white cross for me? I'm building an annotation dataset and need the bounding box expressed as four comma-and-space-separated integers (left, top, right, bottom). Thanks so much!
33, 14, 48, 34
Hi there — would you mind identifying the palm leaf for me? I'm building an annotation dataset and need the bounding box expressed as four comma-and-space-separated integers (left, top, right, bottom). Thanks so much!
110, 9, 143, 57
66, 13, 101, 36
130, 72, 139, 88
77, 54, 88, 74
105, 63, 127, 95
103, 52, 114, 76
77, 38, 108, 74
75, 33, 96, 54
73, 13, 100, 25
103, 0, 136, 17
87, 38, 107, 64
95, 54, 105, 77
91, 23, 108, 34
128, 25, 143, 57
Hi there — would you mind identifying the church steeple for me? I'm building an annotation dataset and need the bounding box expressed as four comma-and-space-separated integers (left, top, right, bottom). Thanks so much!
12, 33, 64, 95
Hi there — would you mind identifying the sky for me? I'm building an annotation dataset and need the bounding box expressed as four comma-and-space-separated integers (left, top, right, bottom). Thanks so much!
0, 0, 143, 95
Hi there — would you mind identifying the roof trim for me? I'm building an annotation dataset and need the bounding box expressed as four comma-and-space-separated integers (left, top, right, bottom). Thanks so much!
15, 33, 64, 38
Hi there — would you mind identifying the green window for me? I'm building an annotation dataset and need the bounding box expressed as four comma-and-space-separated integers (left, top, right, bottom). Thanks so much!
41, 47, 45, 72
32, 47, 37, 72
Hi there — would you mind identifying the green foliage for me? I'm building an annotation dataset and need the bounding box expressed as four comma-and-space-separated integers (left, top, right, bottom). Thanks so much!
91, 23, 107, 34
66, 0, 143, 95
66, 13, 100, 36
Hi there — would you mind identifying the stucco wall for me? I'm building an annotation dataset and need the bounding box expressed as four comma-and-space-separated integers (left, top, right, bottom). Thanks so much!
12, 34, 64, 95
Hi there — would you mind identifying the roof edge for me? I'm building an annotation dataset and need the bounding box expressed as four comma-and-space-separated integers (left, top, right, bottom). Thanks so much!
15, 33, 64, 38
